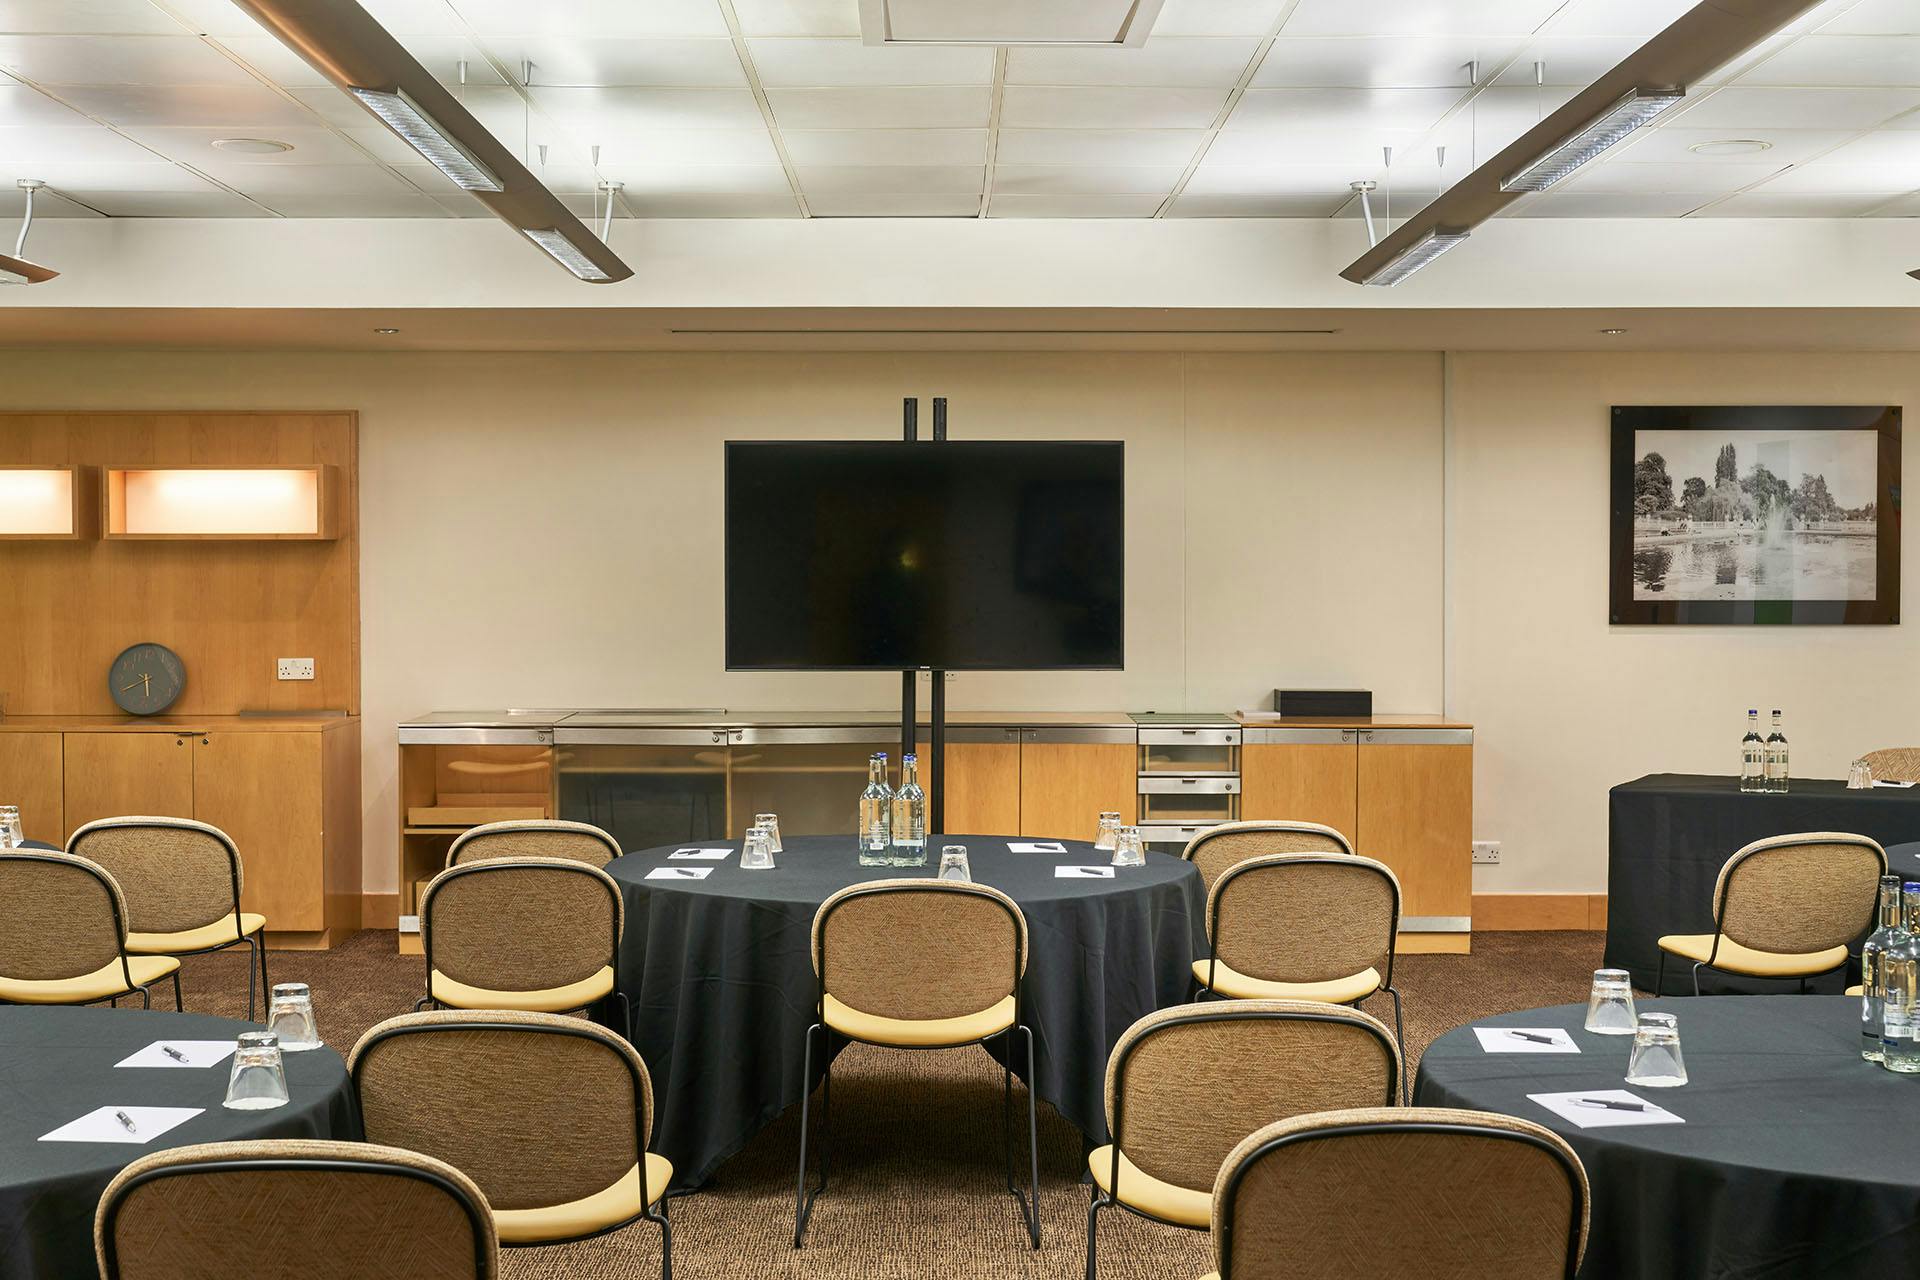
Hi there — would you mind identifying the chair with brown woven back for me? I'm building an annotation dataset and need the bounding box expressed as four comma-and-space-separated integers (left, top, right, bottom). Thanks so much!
795, 878, 1040, 1250
1861, 748, 1920, 783
95, 1138, 498, 1280
68, 816, 269, 1019
416, 856, 628, 1032
447, 818, 622, 869
1180, 820, 1354, 892
1655, 832, 1886, 996
1084, 998, 1402, 1280
349, 1009, 672, 1279
1195, 852, 1406, 1097
1200, 1107, 1589, 1280
0, 849, 180, 1010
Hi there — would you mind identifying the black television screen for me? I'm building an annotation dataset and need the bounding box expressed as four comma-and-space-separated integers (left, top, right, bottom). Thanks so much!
725, 440, 1124, 670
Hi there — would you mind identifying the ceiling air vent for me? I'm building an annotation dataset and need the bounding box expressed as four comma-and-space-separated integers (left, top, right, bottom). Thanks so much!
858, 0, 1168, 46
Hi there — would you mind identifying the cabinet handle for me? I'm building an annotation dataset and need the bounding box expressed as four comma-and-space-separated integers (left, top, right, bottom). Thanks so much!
1361, 731, 1375, 743
1340, 730, 1355, 743
201, 737, 209, 746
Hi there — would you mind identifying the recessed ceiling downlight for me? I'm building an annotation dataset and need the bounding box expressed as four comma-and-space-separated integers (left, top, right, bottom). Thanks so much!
212, 137, 294, 154
1688, 138, 1772, 156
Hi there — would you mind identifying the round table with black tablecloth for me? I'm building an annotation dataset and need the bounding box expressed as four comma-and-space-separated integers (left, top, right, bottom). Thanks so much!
1886, 840, 1920, 885
0, 1006, 357, 1280
607, 835, 1207, 1188
1415, 996, 1920, 1280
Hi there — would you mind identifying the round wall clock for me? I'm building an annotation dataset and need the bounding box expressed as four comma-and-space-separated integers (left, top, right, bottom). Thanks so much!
108, 643, 186, 716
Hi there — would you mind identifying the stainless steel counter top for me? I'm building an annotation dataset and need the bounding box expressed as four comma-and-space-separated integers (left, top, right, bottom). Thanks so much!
399, 708, 1139, 732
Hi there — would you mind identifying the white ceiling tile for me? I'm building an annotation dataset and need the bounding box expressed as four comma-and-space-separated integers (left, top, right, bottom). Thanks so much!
1735, 35, 1920, 86
496, 37, 745, 88
285, 86, 372, 128
215, 33, 508, 89
1254, 37, 1516, 89
1668, 86, 1920, 131
0, 83, 86, 124
1184, 161, 1382, 196
1547, 0, 1697, 40
6, 158, 219, 190
1819, 129, 1920, 163
1823, 0, 1920, 35
54, 187, 268, 214
1611, 127, 1854, 166
1559, 161, 1786, 193
531, 87, 768, 132
0, 123, 155, 163
1865, 190, 1920, 215
204, 33, 331, 87
53, 82, 315, 127
1006, 38, 1261, 88
1166, 192, 1343, 216
1228, 87, 1466, 133
992, 163, 1182, 195
731, 0, 862, 37
993, 128, 1205, 166
988, 193, 1165, 216
200, 162, 414, 195
599, 163, 795, 194
145, 0, 268, 37
1281, 0, 1564, 38
449, 0, 728, 37
1704, 191, 1894, 216
355, 0, 470, 36
118, 125, 377, 164
620, 191, 802, 216
1492, 37, 1648, 86
1511, 190, 1716, 217
1152, 0, 1289, 37
781, 128, 985, 165
879, 0, 1141, 44
1755, 161, 1920, 194
1000, 86, 1229, 129
1462, 83, 1581, 156
0, 1, 184, 34
766, 86, 990, 129
746, 38, 992, 87
0, 33, 260, 85
588, 129, 782, 165
253, 189, 451, 216
797, 164, 983, 193
806, 192, 980, 215
1206, 128, 1421, 166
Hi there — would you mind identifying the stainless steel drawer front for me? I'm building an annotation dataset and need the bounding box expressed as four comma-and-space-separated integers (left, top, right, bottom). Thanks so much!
1242, 727, 1357, 745
1137, 776, 1241, 794
1020, 727, 1137, 745
555, 728, 727, 746
398, 727, 552, 746
1137, 727, 1241, 748
1357, 728, 1474, 746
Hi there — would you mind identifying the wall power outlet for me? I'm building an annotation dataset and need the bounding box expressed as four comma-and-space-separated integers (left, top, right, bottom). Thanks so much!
1472, 841, 1501, 865
277, 658, 315, 681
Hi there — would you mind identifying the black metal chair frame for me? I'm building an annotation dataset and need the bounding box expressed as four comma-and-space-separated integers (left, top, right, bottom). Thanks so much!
414, 858, 632, 1036
446, 820, 623, 869
97, 1150, 498, 1280
0, 849, 167, 1011
1085, 1004, 1402, 1280
1213, 1116, 1586, 1280
1653, 839, 1886, 997
1197, 854, 1408, 1102
351, 1015, 672, 1279
793, 881, 1040, 1251
70, 817, 268, 1020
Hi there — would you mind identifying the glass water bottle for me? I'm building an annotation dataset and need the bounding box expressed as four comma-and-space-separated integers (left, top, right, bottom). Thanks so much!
1739, 710, 1764, 793
890, 753, 927, 867
1880, 883, 1920, 1073
1764, 710, 1789, 793
858, 754, 892, 867
1862, 874, 1903, 1062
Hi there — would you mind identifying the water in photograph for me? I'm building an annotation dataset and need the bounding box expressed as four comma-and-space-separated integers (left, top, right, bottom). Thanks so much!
1633, 532, 1875, 600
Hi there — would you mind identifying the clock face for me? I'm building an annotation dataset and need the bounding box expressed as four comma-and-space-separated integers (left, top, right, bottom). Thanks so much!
108, 643, 186, 716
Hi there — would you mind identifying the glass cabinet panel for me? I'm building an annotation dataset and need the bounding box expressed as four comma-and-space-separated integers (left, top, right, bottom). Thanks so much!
557, 743, 727, 853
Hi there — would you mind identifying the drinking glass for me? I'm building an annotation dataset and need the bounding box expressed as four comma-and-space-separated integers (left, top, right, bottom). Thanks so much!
740, 827, 775, 870
1584, 968, 1638, 1035
1110, 825, 1146, 868
1848, 759, 1875, 790
755, 813, 783, 852
223, 1031, 289, 1110
1093, 812, 1121, 852
1625, 1012, 1687, 1087
265, 982, 320, 1051
0, 806, 20, 849
937, 844, 972, 882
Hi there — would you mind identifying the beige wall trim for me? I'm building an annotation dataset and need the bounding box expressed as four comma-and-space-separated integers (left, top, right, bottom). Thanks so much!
361, 893, 399, 930
1473, 893, 1608, 931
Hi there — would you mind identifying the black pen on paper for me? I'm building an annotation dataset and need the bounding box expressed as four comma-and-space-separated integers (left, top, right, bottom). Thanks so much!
1574, 1098, 1646, 1112
160, 1045, 188, 1062
114, 1110, 138, 1133
1506, 1031, 1557, 1044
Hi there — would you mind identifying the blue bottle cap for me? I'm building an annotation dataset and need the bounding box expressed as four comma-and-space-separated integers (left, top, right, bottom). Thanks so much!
1905, 882, 1920, 893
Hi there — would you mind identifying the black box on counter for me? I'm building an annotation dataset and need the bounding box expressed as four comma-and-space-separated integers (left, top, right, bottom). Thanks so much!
1273, 689, 1372, 717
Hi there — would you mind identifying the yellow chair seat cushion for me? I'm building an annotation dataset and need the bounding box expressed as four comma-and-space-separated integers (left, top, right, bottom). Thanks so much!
822, 993, 1016, 1047
1087, 1146, 1211, 1228
0, 954, 180, 1004
1655, 933, 1848, 978
493, 1154, 672, 1245
1847, 984, 1864, 997
1192, 959, 1381, 1004
428, 965, 615, 1013
127, 913, 265, 954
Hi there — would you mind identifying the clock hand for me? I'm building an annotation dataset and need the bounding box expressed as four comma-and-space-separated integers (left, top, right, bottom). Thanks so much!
121, 678, 148, 693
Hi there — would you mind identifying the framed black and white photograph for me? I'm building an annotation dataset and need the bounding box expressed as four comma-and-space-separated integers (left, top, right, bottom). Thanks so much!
1610, 405, 1901, 625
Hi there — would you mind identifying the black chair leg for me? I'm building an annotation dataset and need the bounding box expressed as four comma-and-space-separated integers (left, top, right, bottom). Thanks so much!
171, 969, 184, 1012
1655, 951, 1667, 998
1383, 986, 1408, 1104
644, 1197, 673, 1280
616, 990, 634, 1040
256, 937, 270, 1017
244, 935, 259, 1022
139, 985, 152, 1009
794, 1023, 830, 1247
1084, 1188, 1107, 1280
1798, 976, 1809, 994
1020, 1026, 1040, 1248
1691, 962, 1704, 997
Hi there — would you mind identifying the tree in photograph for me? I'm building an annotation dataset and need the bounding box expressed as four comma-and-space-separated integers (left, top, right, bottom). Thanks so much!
1790, 472, 1839, 523
1700, 479, 1750, 523
1741, 461, 1792, 524
1714, 442, 1738, 486
1634, 451, 1675, 515
1680, 475, 1708, 516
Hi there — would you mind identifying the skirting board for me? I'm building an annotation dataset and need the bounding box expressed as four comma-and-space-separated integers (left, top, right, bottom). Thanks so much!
1473, 893, 1608, 931
362, 893, 400, 930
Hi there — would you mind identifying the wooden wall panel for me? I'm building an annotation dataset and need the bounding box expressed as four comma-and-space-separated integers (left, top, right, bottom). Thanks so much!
0, 413, 358, 715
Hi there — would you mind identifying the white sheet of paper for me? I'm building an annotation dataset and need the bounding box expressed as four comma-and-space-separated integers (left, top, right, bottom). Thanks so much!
41, 1106, 204, 1145
1056, 865, 1115, 879
115, 1039, 237, 1069
646, 866, 715, 881
1473, 1027, 1580, 1054
1873, 779, 1917, 788
1009, 841, 1068, 854
669, 848, 731, 860
1528, 1090, 1683, 1129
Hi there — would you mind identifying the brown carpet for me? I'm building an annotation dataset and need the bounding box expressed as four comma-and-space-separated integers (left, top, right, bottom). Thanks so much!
173, 929, 1604, 1279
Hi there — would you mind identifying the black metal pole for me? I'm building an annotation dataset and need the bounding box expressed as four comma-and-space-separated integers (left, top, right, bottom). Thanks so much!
929, 397, 947, 833
901, 398, 918, 773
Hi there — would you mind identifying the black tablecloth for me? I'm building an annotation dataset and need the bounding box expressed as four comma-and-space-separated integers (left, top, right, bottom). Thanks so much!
0, 1006, 356, 1280
607, 835, 1207, 1188
1607, 775, 1920, 992
1416, 996, 1920, 1280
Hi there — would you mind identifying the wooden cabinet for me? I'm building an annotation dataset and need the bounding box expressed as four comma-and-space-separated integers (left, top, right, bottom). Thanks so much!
0, 731, 65, 844
1018, 729, 1137, 839
1357, 731, 1473, 941
194, 732, 326, 931
62, 731, 195, 830
1241, 731, 1359, 843
921, 732, 1022, 837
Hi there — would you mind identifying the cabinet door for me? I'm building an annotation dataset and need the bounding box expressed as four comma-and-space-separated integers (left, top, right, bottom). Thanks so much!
194, 732, 325, 931
62, 732, 195, 834
920, 733, 1022, 837
1018, 731, 1137, 839
0, 732, 65, 846
1240, 732, 1358, 844
1356, 732, 1472, 925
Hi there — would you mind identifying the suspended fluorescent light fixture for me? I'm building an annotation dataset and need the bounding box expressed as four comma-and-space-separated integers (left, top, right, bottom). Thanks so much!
0, 179, 59, 285
347, 87, 503, 192
1500, 89, 1684, 194
1359, 228, 1469, 287
523, 228, 613, 283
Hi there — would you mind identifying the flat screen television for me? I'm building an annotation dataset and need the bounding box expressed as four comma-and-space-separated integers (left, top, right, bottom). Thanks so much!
725, 440, 1124, 670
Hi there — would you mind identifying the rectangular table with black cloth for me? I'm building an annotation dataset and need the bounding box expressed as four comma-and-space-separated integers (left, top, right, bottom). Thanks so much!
1607, 774, 1920, 993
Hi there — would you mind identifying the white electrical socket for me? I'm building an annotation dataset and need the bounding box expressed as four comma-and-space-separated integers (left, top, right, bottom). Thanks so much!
277, 658, 315, 681
1472, 841, 1501, 865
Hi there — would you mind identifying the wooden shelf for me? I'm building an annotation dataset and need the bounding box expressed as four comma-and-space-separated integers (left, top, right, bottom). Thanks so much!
0, 466, 93, 539
104, 464, 337, 541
